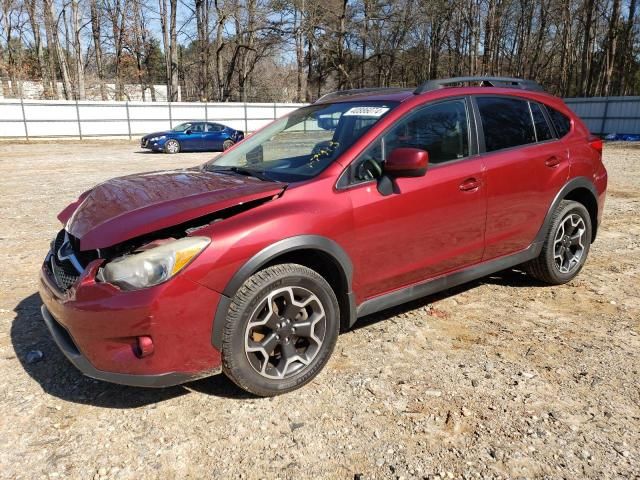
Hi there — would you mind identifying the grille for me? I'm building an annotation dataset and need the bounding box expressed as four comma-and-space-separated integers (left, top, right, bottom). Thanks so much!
47, 230, 82, 291
50, 255, 80, 290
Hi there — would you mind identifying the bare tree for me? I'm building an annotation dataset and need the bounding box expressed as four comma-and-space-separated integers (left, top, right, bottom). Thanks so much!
90, 0, 108, 99
70, 0, 85, 99
1, 0, 640, 102
195, 0, 211, 100
43, 0, 72, 99
158, 0, 178, 100
25, 0, 54, 97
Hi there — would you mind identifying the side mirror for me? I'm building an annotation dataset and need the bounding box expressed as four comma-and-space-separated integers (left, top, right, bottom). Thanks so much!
318, 116, 339, 131
185, 129, 193, 135
384, 148, 429, 177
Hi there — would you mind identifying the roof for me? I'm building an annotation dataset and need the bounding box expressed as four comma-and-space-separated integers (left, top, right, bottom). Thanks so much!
314, 77, 546, 105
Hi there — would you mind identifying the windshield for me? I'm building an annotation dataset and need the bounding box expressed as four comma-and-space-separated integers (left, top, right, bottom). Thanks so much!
173, 122, 193, 132
203, 101, 397, 182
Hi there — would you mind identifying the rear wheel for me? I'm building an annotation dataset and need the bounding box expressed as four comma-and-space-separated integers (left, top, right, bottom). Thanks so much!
525, 200, 592, 284
222, 264, 340, 396
222, 139, 235, 151
164, 139, 180, 154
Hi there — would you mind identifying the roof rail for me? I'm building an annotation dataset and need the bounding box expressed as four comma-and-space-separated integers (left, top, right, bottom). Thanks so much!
414, 76, 544, 95
315, 87, 409, 103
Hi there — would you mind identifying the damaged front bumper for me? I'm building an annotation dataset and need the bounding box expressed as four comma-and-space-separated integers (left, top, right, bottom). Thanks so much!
38, 257, 224, 388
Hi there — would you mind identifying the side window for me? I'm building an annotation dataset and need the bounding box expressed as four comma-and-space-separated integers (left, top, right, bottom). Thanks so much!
477, 97, 536, 152
191, 123, 205, 132
207, 123, 224, 132
530, 102, 554, 141
349, 99, 470, 184
386, 99, 469, 164
546, 107, 571, 138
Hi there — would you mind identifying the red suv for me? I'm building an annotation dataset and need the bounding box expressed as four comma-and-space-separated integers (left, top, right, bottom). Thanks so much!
39, 77, 607, 396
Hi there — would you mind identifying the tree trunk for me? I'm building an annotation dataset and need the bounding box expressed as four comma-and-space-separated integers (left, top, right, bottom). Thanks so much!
579, 0, 595, 95
620, 0, 638, 94
195, 0, 210, 101
42, 0, 59, 98
71, 0, 85, 100
44, 0, 73, 99
26, 0, 53, 98
90, 0, 108, 100
601, 0, 620, 96
109, 0, 128, 101
169, 0, 179, 101
294, 0, 305, 100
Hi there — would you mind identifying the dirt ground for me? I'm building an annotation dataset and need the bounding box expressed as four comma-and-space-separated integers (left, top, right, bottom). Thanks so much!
0, 141, 638, 480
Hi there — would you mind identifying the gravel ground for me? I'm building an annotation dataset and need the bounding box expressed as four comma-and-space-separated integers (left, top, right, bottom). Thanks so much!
0, 141, 638, 480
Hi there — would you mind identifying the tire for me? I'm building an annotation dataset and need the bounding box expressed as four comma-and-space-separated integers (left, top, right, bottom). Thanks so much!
222, 264, 340, 396
164, 139, 180, 154
222, 139, 235, 151
525, 200, 592, 285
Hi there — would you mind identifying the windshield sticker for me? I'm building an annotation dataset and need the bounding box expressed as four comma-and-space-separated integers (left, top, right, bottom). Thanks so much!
343, 106, 390, 117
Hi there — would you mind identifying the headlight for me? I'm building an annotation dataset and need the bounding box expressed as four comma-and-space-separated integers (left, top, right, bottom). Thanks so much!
99, 237, 210, 290
150, 135, 166, 142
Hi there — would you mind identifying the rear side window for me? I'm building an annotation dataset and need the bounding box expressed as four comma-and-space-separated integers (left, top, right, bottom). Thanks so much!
530, 102, 554, 141
546, 107, 571, 137
476, 97, 536, 152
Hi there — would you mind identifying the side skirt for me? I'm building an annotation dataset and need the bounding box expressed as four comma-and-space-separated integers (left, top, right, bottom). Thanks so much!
356, 242, 542, 318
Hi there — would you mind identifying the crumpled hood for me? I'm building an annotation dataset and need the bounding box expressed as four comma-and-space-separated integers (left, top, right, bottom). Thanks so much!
59, 169, 286, 250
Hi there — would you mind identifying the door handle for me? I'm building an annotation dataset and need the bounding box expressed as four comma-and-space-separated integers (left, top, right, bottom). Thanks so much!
545, 156, 561, 168
459, 177, 480, 192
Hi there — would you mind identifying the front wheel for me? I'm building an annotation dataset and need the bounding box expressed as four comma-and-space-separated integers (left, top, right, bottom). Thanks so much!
164, 139, 180, 154
222, 264, 340, 396
525, 200, 592, 284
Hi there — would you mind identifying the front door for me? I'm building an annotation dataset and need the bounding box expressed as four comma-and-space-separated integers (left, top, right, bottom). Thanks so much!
181, 122, 205, 150
345, 98, 487, 300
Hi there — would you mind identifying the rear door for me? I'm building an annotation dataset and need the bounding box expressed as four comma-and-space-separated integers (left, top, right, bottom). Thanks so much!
344, 98, 487, 300
202, 123, 226, 151
473, 96, 569, 260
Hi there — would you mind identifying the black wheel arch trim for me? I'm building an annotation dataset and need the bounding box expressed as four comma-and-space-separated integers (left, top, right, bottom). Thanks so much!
212, 235, 356, 350
534, 176, 599, 244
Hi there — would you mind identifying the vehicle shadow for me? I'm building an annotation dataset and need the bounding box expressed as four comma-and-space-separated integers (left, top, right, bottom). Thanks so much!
10, 293, 247, 408
11, 268, 542, 407
351, 267, 544, 331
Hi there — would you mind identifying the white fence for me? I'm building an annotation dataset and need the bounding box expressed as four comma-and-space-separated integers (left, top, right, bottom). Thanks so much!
2, 96, 638, 140
0, 99, 306, 140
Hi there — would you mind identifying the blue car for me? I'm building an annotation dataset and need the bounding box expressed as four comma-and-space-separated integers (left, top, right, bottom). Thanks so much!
141, 122, 244, 154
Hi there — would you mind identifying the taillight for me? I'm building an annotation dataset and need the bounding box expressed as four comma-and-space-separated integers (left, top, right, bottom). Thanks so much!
589, 136, 603, 154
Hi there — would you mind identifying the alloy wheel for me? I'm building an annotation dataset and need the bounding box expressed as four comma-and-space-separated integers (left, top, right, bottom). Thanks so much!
244, 286, 326, 379
553, 213, 586, 274
165, 140, 180, 153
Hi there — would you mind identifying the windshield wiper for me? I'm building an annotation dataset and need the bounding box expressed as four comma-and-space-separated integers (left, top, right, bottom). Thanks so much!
210, 166, 272, 182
